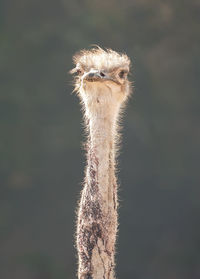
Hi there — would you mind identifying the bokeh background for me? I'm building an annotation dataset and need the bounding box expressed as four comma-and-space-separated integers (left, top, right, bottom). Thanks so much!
1, 0, 200, 278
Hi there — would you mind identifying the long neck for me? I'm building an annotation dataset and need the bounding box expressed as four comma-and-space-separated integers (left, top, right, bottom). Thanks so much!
77, 94, 122, 279
87, 108, 119, 212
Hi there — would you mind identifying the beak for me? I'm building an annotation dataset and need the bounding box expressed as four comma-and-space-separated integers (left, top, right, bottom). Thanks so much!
83, 70, 102, 82
83, 70, 120, 84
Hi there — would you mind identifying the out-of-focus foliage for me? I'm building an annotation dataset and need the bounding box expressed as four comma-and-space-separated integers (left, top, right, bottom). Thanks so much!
0, 0, 200, 278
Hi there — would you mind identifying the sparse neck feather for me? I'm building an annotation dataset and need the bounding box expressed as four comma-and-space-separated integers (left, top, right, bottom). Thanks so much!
83, 86, 122, 217
77, 85, 124, 279
80, 84, 123, 155
83, 96, 122, 177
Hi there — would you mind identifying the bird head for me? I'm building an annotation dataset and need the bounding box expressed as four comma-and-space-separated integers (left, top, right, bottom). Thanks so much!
70, 47, 131, 105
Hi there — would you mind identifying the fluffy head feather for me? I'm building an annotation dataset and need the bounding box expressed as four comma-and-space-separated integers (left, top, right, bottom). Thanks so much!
70, 47, 132, 104
71, 47, 130, 73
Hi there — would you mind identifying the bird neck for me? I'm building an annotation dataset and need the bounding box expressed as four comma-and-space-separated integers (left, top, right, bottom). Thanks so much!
78, 94, 122, 278
87, 102, 120, 167
85, 103, 120, 213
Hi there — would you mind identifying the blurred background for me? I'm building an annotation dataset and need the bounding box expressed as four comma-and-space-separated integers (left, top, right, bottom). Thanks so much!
0, 0, 200, 278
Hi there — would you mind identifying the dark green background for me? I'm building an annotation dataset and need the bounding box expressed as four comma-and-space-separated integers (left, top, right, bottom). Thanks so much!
1, 0, 200, 278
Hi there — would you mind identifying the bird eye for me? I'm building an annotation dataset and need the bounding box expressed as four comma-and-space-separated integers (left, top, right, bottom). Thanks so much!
100, 71, 105, 77
76, 68, 82, 75
119, 70, 126, 79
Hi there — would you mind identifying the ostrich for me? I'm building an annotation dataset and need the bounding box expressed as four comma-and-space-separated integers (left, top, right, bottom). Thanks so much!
71, 47, 131, 279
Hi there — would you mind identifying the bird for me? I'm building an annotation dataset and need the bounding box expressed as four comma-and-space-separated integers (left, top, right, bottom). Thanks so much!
71, 47, 131, 279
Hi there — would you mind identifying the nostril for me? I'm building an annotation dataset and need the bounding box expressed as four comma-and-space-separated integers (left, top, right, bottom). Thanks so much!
88, 72, 95, 78
100, 72, 105, 77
